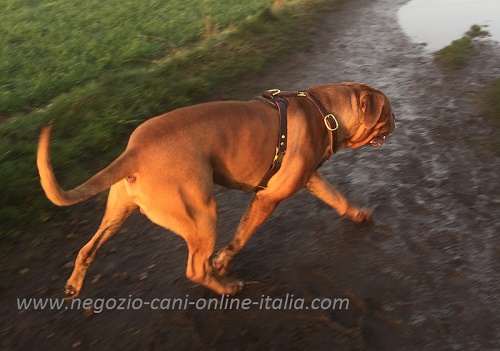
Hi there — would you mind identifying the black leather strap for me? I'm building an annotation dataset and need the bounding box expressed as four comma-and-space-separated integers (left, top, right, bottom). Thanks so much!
256, 92, 288, 191
299, 91, 339, 155
254, 89, 338, 191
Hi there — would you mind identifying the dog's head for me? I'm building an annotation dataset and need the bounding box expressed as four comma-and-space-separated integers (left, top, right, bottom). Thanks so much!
346, 84, 395, 149
308, 82, 396, 149
345, 83, 396, 148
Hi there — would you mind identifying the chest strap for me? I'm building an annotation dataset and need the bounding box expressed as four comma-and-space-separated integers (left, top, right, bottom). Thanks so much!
254, 89, 339, 191
256, 90, 288, 190
297, 91, 339, 157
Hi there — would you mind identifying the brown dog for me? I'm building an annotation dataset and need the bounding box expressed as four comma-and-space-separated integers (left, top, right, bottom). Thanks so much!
37, 82, 395, 298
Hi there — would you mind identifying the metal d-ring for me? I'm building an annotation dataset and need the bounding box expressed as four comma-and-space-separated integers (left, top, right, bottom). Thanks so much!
324, 114, 339, 131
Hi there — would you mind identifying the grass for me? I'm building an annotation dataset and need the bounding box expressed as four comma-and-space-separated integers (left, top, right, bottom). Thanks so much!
480, 78, 500, 152
434, 24, 499, 152
0, 0, 341, 247
434, 24, 489, 69
0, 0, 267, 115
483, 79, 500, 122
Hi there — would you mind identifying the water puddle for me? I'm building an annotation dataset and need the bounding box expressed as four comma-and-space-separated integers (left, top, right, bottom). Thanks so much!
398, 0, 500, 51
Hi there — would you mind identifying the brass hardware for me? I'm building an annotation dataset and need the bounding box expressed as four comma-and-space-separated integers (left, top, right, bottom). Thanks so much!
324, 114, 339, 131
273, 147, 286, 162
268, 89, 281, 96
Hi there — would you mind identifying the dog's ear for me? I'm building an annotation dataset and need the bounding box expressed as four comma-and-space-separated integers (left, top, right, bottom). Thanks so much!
360, 92, 385, 129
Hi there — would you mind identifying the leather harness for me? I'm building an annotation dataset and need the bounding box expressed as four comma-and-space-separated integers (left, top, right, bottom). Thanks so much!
255, 89, 339, 191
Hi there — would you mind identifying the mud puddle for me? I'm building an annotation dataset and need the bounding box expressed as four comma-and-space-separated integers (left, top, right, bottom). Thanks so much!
398, 0, 500, 51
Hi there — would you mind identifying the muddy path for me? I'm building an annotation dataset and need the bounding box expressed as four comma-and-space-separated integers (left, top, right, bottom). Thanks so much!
1, 0, 499, 350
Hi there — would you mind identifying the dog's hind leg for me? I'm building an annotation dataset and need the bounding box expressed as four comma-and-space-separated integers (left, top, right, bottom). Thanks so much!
182, 195, 244, 295
65, 180, 137, 298
185, 200, 244, 295
212, 192, 282, 276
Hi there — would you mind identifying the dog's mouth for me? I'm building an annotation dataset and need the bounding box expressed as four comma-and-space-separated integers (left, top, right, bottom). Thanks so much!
369, 112, 395, 147
369, 135, 386, 147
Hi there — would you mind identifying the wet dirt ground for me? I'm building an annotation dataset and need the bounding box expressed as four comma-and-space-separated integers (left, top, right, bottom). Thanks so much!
1, 0, 499, 350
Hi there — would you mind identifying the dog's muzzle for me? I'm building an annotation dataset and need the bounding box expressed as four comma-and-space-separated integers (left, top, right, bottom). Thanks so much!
370, 135, 386, 147
370, 112, 395, 147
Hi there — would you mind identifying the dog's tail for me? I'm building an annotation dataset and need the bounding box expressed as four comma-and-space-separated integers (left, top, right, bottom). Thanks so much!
37, 125, 136, 206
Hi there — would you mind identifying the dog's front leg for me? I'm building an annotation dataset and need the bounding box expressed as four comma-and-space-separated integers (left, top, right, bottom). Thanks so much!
305, 170, 373, 223
213, 193, 281, 276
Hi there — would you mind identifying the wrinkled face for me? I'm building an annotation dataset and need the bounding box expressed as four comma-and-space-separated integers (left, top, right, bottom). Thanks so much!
346, 91, 396, 148
368, 111, 395, 147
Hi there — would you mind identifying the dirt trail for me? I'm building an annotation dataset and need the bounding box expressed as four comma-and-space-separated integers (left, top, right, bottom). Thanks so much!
1, 0, 499, 350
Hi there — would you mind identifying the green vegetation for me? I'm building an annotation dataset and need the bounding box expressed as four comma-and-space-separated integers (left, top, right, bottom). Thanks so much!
465, 24, 490, 39
481, 78, 500, 151
0, 0, 267, 115
0, 0, 339, 244
483, 79, 500, 122
435, 36, 476, 69
434, 24, 489, 69
434, 24, 499, 151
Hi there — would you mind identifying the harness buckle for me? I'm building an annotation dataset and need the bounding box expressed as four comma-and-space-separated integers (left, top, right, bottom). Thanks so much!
324, 114, 339, 131
273, 147, 286, 163
268, 89, 281, 96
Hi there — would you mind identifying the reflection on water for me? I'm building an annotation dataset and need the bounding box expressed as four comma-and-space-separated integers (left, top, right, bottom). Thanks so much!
398, 0, 500, 51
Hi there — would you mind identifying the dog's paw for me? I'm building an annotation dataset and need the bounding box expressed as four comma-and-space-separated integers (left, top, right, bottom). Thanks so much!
347, 207, 373, 223
224, 280, 244, 295
64, 284, 79, 299
212, 251, 232, 277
